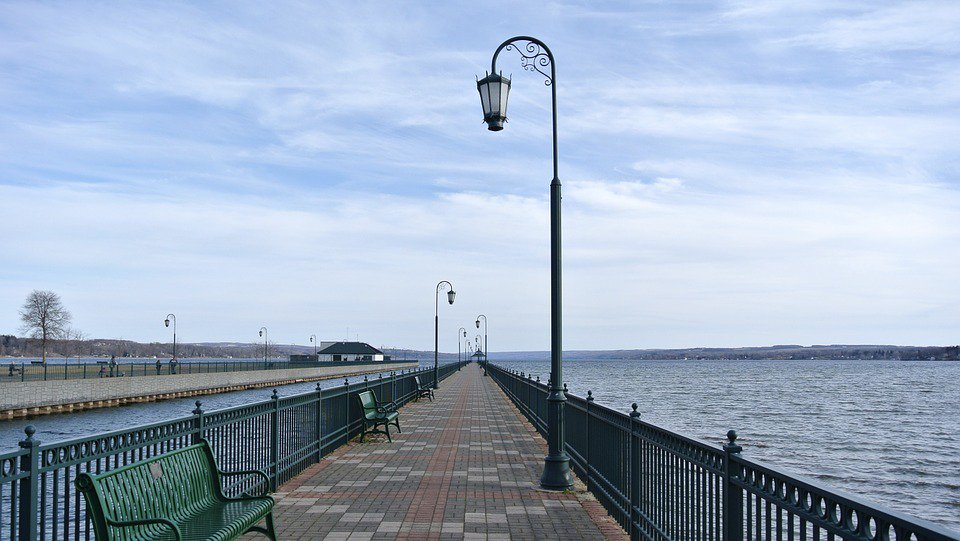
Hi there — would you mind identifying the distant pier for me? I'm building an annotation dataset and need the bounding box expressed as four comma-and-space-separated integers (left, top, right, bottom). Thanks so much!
0, 360, 417, 419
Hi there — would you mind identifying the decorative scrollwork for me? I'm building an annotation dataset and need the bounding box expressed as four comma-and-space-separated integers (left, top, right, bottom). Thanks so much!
505, 41, 553, 86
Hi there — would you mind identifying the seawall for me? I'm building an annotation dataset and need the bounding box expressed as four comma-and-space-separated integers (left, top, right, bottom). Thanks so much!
0, 361, 418, 419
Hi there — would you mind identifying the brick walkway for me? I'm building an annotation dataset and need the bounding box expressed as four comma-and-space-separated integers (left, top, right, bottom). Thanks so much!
268, 363, 627, 540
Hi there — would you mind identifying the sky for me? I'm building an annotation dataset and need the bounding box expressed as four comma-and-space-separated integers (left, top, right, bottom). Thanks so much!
1, 1, 958, 352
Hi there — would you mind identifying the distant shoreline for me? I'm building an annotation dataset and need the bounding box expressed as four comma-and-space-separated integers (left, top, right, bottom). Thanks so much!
2, 342, 957, 363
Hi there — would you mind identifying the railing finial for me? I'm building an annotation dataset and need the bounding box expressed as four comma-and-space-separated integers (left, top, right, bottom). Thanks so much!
630, 403, 640, 418
724, 429, 742, 453
271, 389, 279, 400
193, 401, 203, 415
587, 390, 594, 402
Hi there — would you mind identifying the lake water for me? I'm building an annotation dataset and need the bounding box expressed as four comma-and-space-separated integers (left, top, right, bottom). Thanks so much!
494, 358, 960, 532
1, 358, 957, 531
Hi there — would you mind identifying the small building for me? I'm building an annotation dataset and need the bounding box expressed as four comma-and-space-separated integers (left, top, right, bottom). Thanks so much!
317, 341, 386, 363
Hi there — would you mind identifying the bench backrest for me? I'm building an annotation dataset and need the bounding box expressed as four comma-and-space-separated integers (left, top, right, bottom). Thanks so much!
76, 441, 220, 540
356, 390, 380, 420
414, 375, 423, 387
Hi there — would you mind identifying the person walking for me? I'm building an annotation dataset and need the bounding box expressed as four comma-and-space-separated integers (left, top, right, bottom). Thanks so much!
99, 365, 106, 378
156, 358, 162, 375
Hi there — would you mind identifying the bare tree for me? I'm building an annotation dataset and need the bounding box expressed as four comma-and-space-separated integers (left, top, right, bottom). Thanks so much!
19, 290, 72, 364
65, 328, 86, 362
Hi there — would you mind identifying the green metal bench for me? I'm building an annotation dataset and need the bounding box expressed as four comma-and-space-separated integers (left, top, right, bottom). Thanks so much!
75, 439, 277, 541
413, 375, 434, 401
356, 390, 401, 442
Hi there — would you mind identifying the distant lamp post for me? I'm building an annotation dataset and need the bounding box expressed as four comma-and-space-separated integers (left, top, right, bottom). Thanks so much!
163, 314, 177, 360
434, 281, 456, 389
477, 36, 572, 490
258, 327, 268, 364
476, 314, 487, 364
458, 327, 467, 363
310, 334, 317, 356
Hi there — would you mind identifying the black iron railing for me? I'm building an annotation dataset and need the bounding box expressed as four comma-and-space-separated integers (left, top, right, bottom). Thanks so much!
485, 362, 959, 541
0, 360, 468, 540
0, 358, 420, 383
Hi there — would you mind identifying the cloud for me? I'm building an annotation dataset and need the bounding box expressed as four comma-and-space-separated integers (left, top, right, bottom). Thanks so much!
0, 1, 957, 350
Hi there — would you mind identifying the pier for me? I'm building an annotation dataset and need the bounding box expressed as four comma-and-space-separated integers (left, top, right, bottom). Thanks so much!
0, 360, 417, 419
272, 362, 625, 540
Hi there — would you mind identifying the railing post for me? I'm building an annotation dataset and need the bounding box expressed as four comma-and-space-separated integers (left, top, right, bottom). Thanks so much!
17, 425, 40, 541
630, 404, 641, 541
270, 389, 280, 491
723, 430, 744, 541
315, 383, 323, 462
191, 401, 204, 444
585, 390, 593, 492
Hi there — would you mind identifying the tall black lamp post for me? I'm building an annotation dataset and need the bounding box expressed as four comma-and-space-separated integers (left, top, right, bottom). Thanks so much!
434, 281, 456, 389
164, 314, 177, 360
458, 327, 467, 363
475, 314, 487, 365
477, 36, 572, 490
258, 327, 268, 364
309, 334, 317, 356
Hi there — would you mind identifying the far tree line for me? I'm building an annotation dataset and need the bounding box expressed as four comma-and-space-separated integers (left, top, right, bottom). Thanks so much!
7, 289, 270, 362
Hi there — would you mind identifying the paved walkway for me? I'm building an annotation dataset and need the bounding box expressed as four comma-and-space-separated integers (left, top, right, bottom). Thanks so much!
268, 363, 627, 540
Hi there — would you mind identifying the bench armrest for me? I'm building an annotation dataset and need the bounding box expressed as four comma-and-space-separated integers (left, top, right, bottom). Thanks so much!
219, 469, 271, 498
377, 401, 398, 413
107, 518, 182, 540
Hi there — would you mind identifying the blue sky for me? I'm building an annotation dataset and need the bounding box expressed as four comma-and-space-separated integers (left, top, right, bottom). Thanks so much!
1, 1, 958, 352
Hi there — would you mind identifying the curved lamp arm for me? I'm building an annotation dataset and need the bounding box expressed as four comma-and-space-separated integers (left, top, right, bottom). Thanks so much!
488, 36, 558, 181
435, 280, 454, 316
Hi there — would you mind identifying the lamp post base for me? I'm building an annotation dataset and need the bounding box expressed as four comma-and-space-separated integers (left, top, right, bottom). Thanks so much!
539, 453, 574, 490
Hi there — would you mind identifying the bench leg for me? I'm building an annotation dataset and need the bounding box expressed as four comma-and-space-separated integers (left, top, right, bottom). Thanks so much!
394, 418, 401, 434
266, 511, 277, 541
383, 422, 392, 442
246, 511, 277, 541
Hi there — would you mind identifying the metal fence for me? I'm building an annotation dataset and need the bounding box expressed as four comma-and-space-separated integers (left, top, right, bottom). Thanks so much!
485, 362, 959, 541
0, 359, 420, 383
0, 360, 468, 540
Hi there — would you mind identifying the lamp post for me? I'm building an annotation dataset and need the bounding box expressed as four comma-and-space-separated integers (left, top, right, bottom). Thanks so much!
475, 314, 487, 365
434, 281, 456, 389
309, 334, 317, 356
258, 327, 268, 364
477, 36, 572, 489
163, 314, 177, 361
458, 327, 467, 363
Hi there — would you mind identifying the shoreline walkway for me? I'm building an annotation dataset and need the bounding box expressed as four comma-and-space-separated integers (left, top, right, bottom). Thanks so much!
269, 363, 626, 540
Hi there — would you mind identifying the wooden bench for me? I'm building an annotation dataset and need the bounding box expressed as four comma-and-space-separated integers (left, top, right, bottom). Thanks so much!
75, 440, 277, 541
356, 390, 401, 442
414, 375, 435, 401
